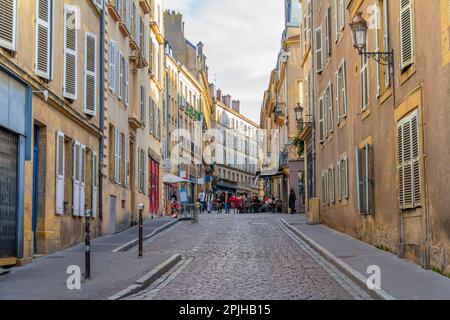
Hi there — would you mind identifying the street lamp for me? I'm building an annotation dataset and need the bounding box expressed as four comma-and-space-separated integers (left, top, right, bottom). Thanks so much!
349, 11, 396, 104
294, 104, 303, 122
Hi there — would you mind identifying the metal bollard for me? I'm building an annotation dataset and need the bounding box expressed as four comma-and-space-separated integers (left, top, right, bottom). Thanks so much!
84, 209, 91, 280
138, 204, 144, 259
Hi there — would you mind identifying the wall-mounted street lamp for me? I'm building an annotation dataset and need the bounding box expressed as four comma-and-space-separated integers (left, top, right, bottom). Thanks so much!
294, 104, 303, 122
349, 12, 396, 104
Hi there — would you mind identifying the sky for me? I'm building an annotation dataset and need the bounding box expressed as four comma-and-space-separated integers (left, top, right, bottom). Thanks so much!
163, 0, 285, 123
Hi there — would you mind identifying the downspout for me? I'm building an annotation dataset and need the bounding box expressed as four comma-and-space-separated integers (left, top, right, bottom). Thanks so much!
310, 0, 316, 198
98, 0, 106, 228
164, 43, 170, 200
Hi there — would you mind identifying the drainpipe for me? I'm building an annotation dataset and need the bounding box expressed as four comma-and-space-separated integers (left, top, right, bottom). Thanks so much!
164, 43, 170, 200
310, 0, 316, 198
98, 1, 106, 226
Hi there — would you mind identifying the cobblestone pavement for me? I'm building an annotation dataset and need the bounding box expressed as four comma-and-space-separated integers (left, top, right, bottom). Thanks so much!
127, 214, 369, 300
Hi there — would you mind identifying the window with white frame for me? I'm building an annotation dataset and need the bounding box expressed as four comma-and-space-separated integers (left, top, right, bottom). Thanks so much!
84, 32, 97, 116
315, 26, 323, 73
35, 0, 53, 79
360, 50, 369, 111
399, 0, 414, 70
336, 60, 348, 123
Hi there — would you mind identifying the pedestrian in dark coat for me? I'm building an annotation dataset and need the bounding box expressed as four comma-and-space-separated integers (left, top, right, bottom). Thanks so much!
289, 189, 297, 214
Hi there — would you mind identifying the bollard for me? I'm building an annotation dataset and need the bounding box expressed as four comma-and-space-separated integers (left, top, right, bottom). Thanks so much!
84, 209, 91, 280
138, 204, 144, 259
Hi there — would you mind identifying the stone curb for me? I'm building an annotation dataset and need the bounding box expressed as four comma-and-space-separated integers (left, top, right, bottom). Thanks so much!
106, 254, 182, 300
280, 219, 396, 301
112, 219, 181, 253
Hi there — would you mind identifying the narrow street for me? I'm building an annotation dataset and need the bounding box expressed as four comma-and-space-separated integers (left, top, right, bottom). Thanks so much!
122, 214, 369, 300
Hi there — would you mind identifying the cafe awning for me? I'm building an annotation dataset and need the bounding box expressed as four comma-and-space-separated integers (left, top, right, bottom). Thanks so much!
163, 174, 190, 184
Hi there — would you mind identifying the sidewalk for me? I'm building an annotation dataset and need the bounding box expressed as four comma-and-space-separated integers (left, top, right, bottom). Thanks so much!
282, 214, 450, 300
0, 216, 178, 300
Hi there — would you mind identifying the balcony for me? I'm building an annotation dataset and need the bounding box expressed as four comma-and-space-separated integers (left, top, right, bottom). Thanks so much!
280, 150, 289, 168
274, 103, 286, 126
107, 2, 121, 22
139, 0, 151, 14
298, 114, 313, 140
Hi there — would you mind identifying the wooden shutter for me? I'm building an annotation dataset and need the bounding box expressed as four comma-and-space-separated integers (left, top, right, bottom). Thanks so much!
337, 161, 342, 201
92, 152, 98, 217
375, 3, 381, 98
400, 0, 414, 69
319, 96, 325, 142
328, 82, 334, 132
35, 0, 52, 79
79, 145, 86, 216
63, 5, 78, 99
118, 51, 123, 100
158, 108, 161, 139
55, 131, 65, 215
124, 135, 129, 187
149, 98, 154, 134
140, 86, 146, 125
73, 140, 80, 216
114, 128, 120, 183
339, 0, 345, 30
321, 173, 325, 205
109, 41, 116, 91
315, 27, 323, 73
0, 0, 17, 51
335, 70, 340, 124
125, 60, 129, 106
355, 147, 364, 214
364, 143, 371, 214
325, 7, 331, 58
344, 157, 349, 198
323, 91, 328, 137
360, 52, 369, 110
342, 61, 347, 117
331, 166, 335, 203
84, 33, 97, 115
411, 112, 421, 206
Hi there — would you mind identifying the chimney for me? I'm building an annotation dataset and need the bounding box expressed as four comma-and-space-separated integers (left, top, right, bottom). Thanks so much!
223, 95, 231, 107
232, 100, 240, 113
209, 83, 216, 100
197, 42, 204, 57
216, 89, 222, 102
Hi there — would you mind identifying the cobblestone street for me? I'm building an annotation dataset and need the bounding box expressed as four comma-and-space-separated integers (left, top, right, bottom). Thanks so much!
125, 214, 369, 300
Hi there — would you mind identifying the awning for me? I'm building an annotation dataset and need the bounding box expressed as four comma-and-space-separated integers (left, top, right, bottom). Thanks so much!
163, 174, 190, 184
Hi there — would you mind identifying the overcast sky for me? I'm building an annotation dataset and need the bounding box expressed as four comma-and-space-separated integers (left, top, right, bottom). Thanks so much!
163, 0, 285, 123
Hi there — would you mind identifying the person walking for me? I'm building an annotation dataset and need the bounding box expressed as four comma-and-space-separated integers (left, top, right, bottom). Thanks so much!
289, 188, 297, 214
206, 190, 214, 214
198, 190, 206, 213
224, 191, 230, 214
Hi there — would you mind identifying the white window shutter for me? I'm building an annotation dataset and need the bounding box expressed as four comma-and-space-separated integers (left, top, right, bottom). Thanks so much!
55, 131, 65, 215
149, 98, 154, 134
342, 61, 348, 117
323, 91, 328, 137
114, 128, 120, 183
84, 33, 97, 115
109, 41, 116, 92
125, 60, 129, 106
333, 0, 338, 42
315, 27, 323, 73
364, 143, 371, 214
319, 96, 324, 142
411, 111, 421, 207
79, 145, 86, 216
63, 5, 78, 99
118, 51, 123, 100
337, 160, 341, 201
124, 135, 129, 187
344, 157, 349, 199
328, 82, 334, 132
360, 52, 369, 110
35, 0, 52, 79
335, 70, 340, 124
73, 140, 80, 216
375, 4, 381, 98
339, 0, 345, 30
92, 152, 98, 217
400, 0, 414, 69
0, 0, 17, 51
355, 146, 364, 214
331, 166, 335, 203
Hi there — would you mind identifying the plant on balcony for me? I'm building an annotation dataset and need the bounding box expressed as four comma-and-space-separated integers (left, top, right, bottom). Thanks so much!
291, 135, 305, 156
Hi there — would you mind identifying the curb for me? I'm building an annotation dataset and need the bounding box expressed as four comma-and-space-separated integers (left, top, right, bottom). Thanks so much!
112, 219, 180, 253
107, 254, 182, 300
280, 219, 396, 300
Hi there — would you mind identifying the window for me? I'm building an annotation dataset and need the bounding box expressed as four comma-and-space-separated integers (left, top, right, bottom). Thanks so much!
84, 33, 97, 115
114, 128, 121, 184
330, 166, 335, 204
118, 51, 123, 100
399, 0, 414, 69
35, 0, 53, 79
337, 156, 349, 201
355, 143, 372, 214
149, 98, 154, 134
55, 131, 65, 215
140, 86, 146, 125
125, 60, 129, 106
92, 152, 98, 217
325, 6, 332, 59
336, 60, 347, 123
339, 0, 345, 31
138, 149, 146, 193
72, 141, 86, 216
397, 110, 421, 209
315, 26, 323, 73
0, 0, 17, 51
360, 50, 369, 111
318, 96, 325, 142
63, 5, 78, 99
109, 41, 116, 92
326, 81, 334, 133
333, 0, 338, 42
321, 172, 326, 206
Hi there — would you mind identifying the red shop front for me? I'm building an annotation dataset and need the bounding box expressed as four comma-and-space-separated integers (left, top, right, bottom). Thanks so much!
149, 157, 160, 215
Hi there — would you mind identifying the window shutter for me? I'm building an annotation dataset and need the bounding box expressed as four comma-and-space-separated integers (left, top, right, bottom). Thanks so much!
360, 52, 369, 110
328, 82, 334, 132
342, 61, 347, 117
321, 173, 325, 205
364, 143, 371, 214
124, 135, 129, 187
125, 60, 129, 106
158, 108, 161, 139
92, 152, 98, 217
335, 70, 340, 124
140, 86, 146, 125
63, 5, 78, 99
333, 0, 338, 42
397, 122, 404, 208
149, 98, 154, 134
337, 160, 342, 201
339, 0, 345, 30
325, 7, 332, 59
79, 145, 86, 216
84, 33, 97, 115
118, 51, 123, 100
315, 27, 323, 73
73, 141, 80, 216
35, 0, 52, 79
114, 128, 120, 183
411, 111, 421, 207
355, 146, 364, 214
323, 91, 328, 137
109, 41, 116, 91
344, 157, 349, 199
0, 0, 17, 51
331, 166, 335, 203
400, 0, 414, 69
319, 96, 325, 142
55, 131, 65, 215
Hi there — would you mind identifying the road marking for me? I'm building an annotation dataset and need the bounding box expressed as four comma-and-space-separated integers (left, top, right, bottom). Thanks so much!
276, 219, 372, 300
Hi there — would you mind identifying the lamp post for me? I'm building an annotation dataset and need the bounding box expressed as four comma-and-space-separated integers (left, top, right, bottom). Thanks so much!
349, 11, 395, 105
